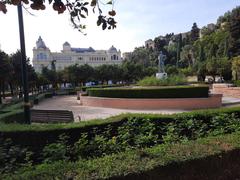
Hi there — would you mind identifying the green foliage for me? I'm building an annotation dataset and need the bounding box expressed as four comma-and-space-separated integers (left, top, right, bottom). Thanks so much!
0, 110, 24, 124
2, 107, 240, 173
233, 80, 240, 87
232, 56, 240, 80
229, 7, 240, 56
42, 134, 69, 163
3, 132, 240, 180
0, 138, 33, 174
137, 75, 187, 86
44, 92, 53, 98
87, 85, 209, 98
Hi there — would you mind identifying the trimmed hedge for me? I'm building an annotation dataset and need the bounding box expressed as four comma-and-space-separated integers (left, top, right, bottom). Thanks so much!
0, 110, 24, 124
2, 132, 240, 180
1, 106, 240, 162
87, 85, 209, 98
81, 84, 124, 92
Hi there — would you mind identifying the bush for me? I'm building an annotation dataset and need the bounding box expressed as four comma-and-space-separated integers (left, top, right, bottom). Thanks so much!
233, 80, 240, 87
137, 75, 187, 86
1, 106, 240, 170
44, 93, 53, 98
87, 85, 209, 98
0, 110, 24, 124
3, 132, 240, 180
81, 84, 124, 92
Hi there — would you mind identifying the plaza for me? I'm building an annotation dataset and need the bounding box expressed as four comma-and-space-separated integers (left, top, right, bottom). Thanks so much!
32, 94, 240, 122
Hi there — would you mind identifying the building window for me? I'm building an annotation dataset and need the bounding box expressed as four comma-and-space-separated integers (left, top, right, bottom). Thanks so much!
53, 56, 72, 61
37, 53, 47, 60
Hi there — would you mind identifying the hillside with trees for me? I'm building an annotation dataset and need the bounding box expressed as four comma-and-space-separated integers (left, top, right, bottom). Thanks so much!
126, 6, 240, 82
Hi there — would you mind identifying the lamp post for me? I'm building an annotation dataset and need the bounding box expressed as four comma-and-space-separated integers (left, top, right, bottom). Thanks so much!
17, 3, 31, 124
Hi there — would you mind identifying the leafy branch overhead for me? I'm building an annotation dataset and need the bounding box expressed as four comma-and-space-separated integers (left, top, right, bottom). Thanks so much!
0, 0, 117, 32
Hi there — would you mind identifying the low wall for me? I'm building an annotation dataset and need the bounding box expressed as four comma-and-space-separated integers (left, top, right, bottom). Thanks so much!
80, 94, 222, 110
212, 84, 240, 98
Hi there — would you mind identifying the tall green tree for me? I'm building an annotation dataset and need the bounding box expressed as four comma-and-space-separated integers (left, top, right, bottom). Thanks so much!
229, 7, 240, 57
176, 33, 183, 67
0, 50, 11, 104
190, 22, 200, 43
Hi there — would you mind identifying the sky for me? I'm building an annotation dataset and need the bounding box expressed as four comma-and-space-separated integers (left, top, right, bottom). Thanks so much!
0, 0, 239, 62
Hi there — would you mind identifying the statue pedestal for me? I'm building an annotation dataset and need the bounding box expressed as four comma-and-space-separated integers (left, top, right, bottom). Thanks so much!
156, 73, 168, 79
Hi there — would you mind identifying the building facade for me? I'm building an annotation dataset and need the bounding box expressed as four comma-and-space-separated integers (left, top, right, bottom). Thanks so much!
145, 39, 155, 49
32, 36, 122, 73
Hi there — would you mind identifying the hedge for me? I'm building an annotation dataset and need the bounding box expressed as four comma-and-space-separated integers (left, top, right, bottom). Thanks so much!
0, 108, 240, 169
0, 110, 24, 124
81, 84, 124, 92
0, 92, 54, 123
87, 85, 209, 98
2, 132, 240, 180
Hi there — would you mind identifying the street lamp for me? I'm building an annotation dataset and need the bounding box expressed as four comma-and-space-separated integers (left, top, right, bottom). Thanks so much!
17, 3, 31, 124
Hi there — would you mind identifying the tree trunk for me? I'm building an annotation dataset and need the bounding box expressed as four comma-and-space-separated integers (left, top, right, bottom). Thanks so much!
0, 83, 2, 104
9, 83, 14, 96
2, 81, 5, 99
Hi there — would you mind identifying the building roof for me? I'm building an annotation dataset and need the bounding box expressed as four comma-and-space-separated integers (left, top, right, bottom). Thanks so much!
63, 42, 70, 46
71, 47, 95, 53
36, 36, 47, 49
108, 45, 117, 52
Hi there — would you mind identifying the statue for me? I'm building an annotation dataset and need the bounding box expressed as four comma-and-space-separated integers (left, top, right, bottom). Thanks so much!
158, 51, 166, 73
156, 51, 167, 79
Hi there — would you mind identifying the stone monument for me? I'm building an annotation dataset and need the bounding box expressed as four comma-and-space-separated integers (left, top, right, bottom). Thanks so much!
156, 51, 168, 79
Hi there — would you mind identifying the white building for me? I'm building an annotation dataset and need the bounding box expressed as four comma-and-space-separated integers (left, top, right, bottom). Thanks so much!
145, 39, 155, 49
32, 36, 122, 73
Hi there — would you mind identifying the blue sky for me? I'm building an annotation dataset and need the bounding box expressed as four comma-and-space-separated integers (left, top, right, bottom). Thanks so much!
0, 0, 239, 61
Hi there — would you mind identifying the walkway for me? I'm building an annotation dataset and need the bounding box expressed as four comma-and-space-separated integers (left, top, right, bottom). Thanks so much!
32, 96, 187, 121
32, 95, 240, 122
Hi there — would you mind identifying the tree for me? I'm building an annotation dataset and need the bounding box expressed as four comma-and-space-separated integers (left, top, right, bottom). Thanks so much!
229, 7, 240, 57
194, 62, 207, 82
0, 0, 117, 33
122, 61, 144, 84
206, 57, 218, 81
190, 22, 200, 43
130, 47, 151, 67
41, 66, 57, 88
0, 50, 11, 104
76, 64, 94, 85
218, 57, 232, 81
180, 45, 194, 68
176, 33, 183, 67
232, 56, 240, 80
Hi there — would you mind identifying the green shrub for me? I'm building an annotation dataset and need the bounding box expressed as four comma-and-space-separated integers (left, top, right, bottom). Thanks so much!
1, 107, 240, 170
81, 84, 124, 92
137, 75, 187, 86
87, 85, 209, 98
44, 93, 53, 98
0, 110, 24, 124
42, 134, 69, 163
3, 132, 240, 180
0, 138, 33, 174
233, 80, 240, 87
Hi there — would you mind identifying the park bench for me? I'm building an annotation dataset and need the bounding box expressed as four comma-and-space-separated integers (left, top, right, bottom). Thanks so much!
31, 109, 74, 123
